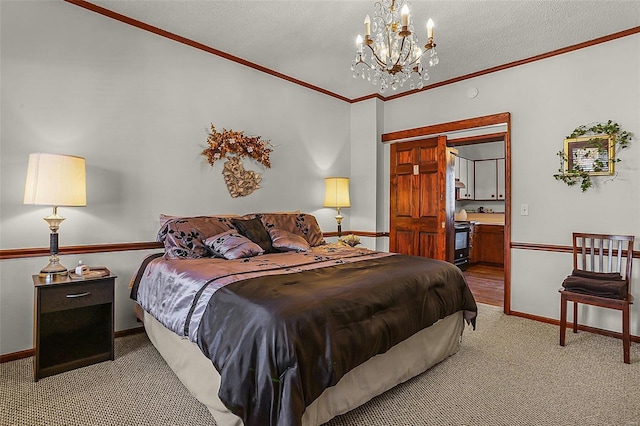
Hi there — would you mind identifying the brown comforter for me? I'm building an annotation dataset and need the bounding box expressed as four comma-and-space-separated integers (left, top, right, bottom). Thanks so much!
195, 254, 477, 426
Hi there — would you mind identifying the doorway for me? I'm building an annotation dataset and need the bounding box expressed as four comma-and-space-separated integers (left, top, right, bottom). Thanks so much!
382, 112, 511, 313
450, 134, 506, 308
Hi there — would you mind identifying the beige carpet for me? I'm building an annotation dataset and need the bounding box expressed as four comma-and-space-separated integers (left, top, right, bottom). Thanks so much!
2, 304, 639, 426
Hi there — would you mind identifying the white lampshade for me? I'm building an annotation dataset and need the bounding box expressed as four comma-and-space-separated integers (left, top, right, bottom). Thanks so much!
24, 153, 87, 207
323, 177, 351, 208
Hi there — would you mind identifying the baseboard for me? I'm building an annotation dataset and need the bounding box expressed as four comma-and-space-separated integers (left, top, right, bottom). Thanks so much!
0, 348, 34, 363
0, 326, 146, 364
509, 310, 640, 343
115, 326, 145, 338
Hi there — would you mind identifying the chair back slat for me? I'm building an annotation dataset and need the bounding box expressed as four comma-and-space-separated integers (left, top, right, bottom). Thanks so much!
598, 238, 604, 272
572, 233, 634, 287
607, 240, 613, 272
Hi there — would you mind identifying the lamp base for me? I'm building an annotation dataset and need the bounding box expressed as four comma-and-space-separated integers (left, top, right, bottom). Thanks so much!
335, 208, 344, 238
39, 208, 68, 278
39, 257, 68, 278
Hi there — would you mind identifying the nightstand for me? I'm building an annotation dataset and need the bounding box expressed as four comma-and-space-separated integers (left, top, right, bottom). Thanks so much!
33, 272, 116, 381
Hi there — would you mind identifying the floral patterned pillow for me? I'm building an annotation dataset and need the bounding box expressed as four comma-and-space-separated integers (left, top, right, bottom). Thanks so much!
249, 213, 326, 247
268, 228, 311, 252
158, 216, 236, 259
204, 230, 264, 260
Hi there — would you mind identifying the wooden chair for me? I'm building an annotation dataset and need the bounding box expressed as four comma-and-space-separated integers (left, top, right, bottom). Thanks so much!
559, 233, 634, 363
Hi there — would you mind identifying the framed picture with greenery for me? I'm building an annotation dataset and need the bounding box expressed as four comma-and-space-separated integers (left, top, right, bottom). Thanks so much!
563, 135, 615, 176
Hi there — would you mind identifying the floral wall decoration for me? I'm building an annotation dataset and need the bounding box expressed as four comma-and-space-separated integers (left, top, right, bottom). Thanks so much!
202, 124, 273, 197
553, 120, 633, 192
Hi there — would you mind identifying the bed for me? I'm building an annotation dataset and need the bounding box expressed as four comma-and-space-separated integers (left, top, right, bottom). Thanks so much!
130, 212, 477, 426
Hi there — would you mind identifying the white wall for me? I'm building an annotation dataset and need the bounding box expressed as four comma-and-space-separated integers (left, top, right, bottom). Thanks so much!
0, 1, 351, 355
383, 35, 640, 334
349, 98, 385, 250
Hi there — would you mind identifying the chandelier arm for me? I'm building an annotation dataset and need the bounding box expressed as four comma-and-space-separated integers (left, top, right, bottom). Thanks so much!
405, 53, 423, 69
396, 35, 416, 69
393, 35, 408, 68
366, 44, 387, 69
354, 53, 374, 70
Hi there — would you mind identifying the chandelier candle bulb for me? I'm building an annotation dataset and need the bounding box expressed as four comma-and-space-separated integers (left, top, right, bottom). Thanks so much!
356, 35, 363, 53
427, 19, 434, 39
401, 5, 409, 27
364, 15, 371, 36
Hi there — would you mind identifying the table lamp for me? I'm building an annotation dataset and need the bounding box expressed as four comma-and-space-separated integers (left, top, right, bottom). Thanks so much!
323, 177, 350, 237
23, 153, 87, 276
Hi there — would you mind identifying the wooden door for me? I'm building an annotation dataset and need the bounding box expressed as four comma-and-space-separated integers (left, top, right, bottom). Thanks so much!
389, 136, 454, 261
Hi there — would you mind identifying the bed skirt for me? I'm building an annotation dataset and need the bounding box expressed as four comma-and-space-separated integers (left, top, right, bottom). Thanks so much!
143, 309, 465, 426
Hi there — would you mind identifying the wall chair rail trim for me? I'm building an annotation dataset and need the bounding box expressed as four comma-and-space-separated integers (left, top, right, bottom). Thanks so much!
0, 242, 164, 259
511, 242, 640, 259
3, 239, 636, 260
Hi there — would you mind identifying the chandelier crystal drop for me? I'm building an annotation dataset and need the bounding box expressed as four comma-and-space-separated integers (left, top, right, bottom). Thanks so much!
351, 0, 438, 93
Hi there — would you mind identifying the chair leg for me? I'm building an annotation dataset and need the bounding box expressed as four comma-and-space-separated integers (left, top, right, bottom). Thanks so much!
573, 301, 579, 333
622, 304, 630, 364
560, 294, 567, 346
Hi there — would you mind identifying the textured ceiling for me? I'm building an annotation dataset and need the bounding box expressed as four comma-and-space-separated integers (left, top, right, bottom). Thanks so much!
86, 1, 640, 100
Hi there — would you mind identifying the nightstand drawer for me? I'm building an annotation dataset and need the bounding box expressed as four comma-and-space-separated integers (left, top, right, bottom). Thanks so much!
39, 280, 113, 313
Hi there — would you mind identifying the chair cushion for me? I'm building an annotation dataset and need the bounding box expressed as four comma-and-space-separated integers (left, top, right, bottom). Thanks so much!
562, 270, 628, 299
570, 269, 623, 281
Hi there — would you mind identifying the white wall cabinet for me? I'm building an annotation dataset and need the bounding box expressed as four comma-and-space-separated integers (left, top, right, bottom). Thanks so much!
456, 156, 503, 201
455, 156, 473, 200
474, 159, 497, 200
497, 158, 505, 200
464, 159, 474, 200
474, 158, 505, 200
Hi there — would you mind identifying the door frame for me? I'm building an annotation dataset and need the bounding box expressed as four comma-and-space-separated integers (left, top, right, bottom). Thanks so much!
382, 112, 512, 314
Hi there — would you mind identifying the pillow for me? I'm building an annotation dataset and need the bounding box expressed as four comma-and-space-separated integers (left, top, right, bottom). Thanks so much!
158, 216, 236, 258
251, 213, 326, 247
204, 230, 264, 260
268, 228, 311, 252
159, 213, 241, 228
231, 218, 274, 253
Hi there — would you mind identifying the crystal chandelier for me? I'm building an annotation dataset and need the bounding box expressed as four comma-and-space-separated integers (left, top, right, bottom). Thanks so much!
351, 0, 438, 92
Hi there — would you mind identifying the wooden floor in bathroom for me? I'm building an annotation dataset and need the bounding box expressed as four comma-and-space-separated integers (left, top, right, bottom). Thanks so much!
463, 263, 504, 307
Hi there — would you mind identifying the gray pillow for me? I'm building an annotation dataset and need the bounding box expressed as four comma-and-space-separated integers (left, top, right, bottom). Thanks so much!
204, 230, 264, 260
268, 228, 311, 252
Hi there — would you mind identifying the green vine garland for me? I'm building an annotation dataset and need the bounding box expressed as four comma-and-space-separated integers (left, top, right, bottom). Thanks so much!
553, 120, 633, 192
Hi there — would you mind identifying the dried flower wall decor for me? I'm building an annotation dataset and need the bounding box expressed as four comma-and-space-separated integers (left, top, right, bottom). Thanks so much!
202, 124, 273, 197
